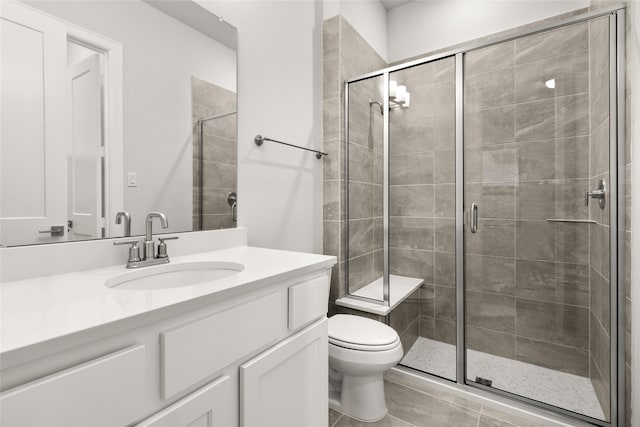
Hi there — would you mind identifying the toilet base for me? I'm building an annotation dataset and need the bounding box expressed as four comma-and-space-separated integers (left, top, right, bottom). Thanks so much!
329, 373, 388, 422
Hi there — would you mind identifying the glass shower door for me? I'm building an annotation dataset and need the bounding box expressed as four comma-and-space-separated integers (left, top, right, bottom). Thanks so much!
346, 74, 385, 302
463, 17, 612, 422
390, 57, 457, 381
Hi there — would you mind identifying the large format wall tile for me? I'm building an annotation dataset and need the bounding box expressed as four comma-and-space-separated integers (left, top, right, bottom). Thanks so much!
515, 337, 589, 376
516, 259, 589, 306
434, 184, 455, 217
466, 219, 515, 258
556, 136, 590, 179
390, 217, 434, 251
390, 120, 434, 154
464, 106, 515, 147
434, 252, 455, 287
465, 144, 516, 183
390, 152, 434, 185
434, 219, 455, 252
467, 326, 515, 359
466, 255, 516, 295
515, 99, 556, 141
348, 252, 375, 293
516, 139, 557, 181
466, 291, 516, 333
348, 182, 373, 219
465, 182, 515, 219
390, 248, 435, 284
465, 41, 514, 76
390, 185, 434, 217
556, 93, 590, 138
465, 68, 515, 111
514, 50, 588, 103
348, 219, 374, 258
516, 299, 588, 349
348, 142, 373, 183
514, 21, 588, 64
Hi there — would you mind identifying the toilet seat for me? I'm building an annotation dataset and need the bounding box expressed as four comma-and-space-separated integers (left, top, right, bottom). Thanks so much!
328, 314, 400, 351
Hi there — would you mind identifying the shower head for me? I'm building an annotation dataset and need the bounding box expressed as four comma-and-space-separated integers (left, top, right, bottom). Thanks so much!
369, 99, 384, 115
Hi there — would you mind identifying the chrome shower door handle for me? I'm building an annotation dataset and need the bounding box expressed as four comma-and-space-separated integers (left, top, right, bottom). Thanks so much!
470, 203, 478, 233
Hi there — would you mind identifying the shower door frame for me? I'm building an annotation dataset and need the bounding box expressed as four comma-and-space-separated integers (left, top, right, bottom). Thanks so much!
343, 5, 626, 426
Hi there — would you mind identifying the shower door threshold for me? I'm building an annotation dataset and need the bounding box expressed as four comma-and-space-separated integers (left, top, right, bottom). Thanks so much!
336, 275, 423, 315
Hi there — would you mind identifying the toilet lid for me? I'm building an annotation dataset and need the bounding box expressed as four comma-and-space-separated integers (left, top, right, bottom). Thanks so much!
328, 314, 400, 351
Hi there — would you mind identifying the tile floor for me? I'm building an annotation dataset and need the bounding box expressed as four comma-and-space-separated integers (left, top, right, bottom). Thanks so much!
401, 337, 604, 420
329, 375, 584, 427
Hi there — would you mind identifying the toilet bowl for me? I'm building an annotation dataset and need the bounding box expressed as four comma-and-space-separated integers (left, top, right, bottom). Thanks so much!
328, 314, 404, 422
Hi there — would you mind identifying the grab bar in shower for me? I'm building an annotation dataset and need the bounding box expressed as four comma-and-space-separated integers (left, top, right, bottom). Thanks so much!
254, 134, 328, 159
546, 219, 597, 224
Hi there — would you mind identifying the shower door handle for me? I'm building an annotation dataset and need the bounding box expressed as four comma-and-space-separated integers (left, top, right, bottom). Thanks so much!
470, 203, 478, 233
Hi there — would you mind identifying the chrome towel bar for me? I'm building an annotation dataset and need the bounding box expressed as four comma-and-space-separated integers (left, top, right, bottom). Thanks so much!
546, 219, 597, 224
254, 134, 328, 159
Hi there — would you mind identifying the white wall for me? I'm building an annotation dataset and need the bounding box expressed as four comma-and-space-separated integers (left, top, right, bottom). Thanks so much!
198, 0, 324, 254
25, 0, 236, 236
335, 0, 388, 61
387, 0, 590, 63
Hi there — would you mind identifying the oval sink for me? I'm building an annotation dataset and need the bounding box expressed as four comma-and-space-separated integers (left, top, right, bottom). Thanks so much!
106, 261, 245, 291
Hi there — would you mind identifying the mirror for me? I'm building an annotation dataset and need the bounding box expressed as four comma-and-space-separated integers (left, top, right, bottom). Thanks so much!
0, 0, 237, 247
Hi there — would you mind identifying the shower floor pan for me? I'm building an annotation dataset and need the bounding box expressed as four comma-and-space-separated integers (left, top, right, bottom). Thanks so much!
401, 337, 605, 420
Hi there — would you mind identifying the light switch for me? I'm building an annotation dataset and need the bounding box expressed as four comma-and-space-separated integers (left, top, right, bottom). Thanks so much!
127, 172, 137, 187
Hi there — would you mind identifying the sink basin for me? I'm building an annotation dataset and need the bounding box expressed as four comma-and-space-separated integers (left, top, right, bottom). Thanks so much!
106, 261, 245, 291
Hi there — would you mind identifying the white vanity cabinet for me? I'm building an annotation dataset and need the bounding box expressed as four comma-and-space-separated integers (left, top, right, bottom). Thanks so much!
135, 375, 234, 427
241, 318, 328, 427
0, 266, 332, 427
0, 346, 146, 427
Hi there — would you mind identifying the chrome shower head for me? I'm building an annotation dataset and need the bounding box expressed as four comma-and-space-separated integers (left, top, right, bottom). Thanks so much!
369, 99, 384, 115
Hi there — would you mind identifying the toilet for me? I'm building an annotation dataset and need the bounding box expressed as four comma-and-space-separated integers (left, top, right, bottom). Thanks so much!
328, 314, 404, 422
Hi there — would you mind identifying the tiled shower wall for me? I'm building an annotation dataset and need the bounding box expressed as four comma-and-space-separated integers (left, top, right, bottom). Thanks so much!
323, 16, 420, 350
191, 76, 237, 230
346, 75, 384, 293
388, 59, 457, 347
463, 21, 594, 377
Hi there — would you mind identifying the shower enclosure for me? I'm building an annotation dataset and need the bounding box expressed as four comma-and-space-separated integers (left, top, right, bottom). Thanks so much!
343, 6, 625, 426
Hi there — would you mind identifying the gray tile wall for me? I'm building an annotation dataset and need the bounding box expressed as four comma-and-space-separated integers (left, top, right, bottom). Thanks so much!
463, 21, 594, 379
323, 16, 387, 302
323, 16, 419, 350
347, 75, 384, 294
191, 76, 237, 230
388, 59, 457, 352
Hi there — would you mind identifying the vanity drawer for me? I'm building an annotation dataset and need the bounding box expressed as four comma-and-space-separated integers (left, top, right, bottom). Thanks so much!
160, 290, 284, 398
0, 345, 145, 427
288, 274, 329, 330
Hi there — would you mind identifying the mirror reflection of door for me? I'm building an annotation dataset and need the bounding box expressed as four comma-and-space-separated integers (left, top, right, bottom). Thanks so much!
1, 1, 116, 246
67, 47, 105, 241
0, 1, 68, 246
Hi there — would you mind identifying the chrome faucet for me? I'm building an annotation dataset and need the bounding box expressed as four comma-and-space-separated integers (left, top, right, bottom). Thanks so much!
114, 212, 178, 268
144, 212, 168, 260
115, 211, 131, 237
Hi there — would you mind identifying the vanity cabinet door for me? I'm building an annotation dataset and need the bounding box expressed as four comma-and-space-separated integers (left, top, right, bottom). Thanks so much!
0, 346, 145, 427
240, 318, 328, 427
135, 375, 234, 427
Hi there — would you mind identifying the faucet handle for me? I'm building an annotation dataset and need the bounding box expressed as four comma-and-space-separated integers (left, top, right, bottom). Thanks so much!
157, 236, 178, 258
114, 239, 142, 263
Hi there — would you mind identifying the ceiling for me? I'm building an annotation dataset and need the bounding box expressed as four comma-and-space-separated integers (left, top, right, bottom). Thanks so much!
379, 0, 413, 11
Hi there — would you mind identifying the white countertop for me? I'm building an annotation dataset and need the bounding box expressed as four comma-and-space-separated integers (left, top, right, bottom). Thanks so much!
1, 246, 335, 363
